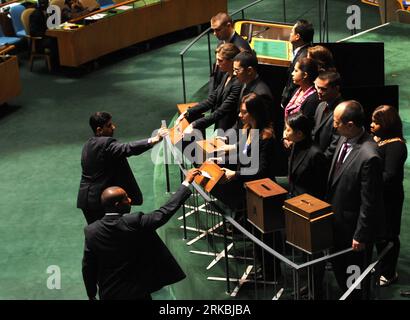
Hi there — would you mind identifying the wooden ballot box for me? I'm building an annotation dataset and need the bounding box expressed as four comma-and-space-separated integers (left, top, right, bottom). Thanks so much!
169, 118, 189, 145
283, 194, 334, 254
196, 138, 226, 163
177, 102, 197, 114
194, 161, 224, 193
244, 178, 288, 233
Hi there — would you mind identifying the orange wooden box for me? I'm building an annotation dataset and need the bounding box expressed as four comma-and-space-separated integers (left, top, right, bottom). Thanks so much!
194, 161, 224, 193
245, 178, 288, 233
283, 193, 334, 254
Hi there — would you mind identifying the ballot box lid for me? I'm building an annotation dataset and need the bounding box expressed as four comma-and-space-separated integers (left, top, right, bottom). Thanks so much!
194, 161, 224, 193
196, 138, 226, 153
169, 118, 189, 145
244, 178, 287, 198
284, 193, 332, 220
177, 103, 197, 114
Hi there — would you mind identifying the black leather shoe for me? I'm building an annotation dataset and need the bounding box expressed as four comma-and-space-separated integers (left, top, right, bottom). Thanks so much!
400, 290, 410, 297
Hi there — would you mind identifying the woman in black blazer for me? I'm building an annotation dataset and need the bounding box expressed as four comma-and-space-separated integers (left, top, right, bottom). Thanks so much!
371, 105, 408, 287
212, 93, 277, 212
284, 112, 327, 199
177, 43, 242, 135
284, 57, 320, 124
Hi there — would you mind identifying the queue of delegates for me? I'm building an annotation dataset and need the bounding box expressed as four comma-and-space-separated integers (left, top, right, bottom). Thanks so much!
77, 12, 407, 300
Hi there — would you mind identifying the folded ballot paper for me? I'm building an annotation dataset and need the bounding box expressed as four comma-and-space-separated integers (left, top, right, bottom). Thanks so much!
85, 13, 107, 21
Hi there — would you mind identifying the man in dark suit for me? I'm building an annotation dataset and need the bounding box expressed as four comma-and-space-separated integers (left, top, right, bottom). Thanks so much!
281, 20, 314, 108
77, 111, 167, 224
233, 51, 274, 123
209, 12, 251, 93
312, 71, 343, 161
327, 100, 384, 299
82, 169, 200, 300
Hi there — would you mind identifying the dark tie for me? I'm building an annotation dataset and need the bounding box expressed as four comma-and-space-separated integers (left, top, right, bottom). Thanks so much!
334, 142, 349, 174
320, 103, 329, 123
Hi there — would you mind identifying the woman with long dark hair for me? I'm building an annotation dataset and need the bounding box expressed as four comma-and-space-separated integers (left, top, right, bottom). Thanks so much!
370, 105, 407, 287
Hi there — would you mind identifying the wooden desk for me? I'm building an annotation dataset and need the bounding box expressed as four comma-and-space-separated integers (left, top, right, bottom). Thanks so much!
234, 20, 293, 67
0, 54, 21, 104
47, 0, 227, 67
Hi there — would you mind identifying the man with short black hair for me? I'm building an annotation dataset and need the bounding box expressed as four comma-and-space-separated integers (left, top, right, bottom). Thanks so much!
77, 111, 167, 224
312, 71, 343, 160
82, 169, 200, 300
327, 100, 384, 299
281, 19, 314, 108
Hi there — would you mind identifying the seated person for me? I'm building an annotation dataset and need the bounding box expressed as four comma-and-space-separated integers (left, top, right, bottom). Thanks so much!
177, 43, 242, 136
29, 0, 59, 64
284, 112, 327, 199
62, 0, 90, 22
284, 57, 319, 123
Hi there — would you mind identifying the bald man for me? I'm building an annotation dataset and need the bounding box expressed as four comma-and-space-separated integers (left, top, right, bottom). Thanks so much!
82, 169, 200, 300
327, 100, 384, 299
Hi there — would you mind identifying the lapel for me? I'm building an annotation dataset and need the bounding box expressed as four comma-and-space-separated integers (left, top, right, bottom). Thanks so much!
217, 73, 229, 104
313, 102, 331, 134
328, 137, 346, 183
290, 142, 310, 175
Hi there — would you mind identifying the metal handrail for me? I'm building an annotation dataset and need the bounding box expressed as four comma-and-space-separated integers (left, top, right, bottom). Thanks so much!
179, 0, 264, 103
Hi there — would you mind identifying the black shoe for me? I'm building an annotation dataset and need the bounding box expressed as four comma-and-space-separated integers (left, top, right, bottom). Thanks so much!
400, 290, 410, 297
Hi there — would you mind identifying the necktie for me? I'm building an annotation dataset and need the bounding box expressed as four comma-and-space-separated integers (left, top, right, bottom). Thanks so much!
334, 142, 349, 174
320, 103, 329, 123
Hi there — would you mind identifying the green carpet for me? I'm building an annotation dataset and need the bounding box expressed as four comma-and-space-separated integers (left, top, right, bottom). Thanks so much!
0, 0, 408, 300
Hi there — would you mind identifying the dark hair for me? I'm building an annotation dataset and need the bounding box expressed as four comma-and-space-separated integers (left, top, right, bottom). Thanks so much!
233, 51, 258, 69
216, 43, 240, 60
308, 45, 336, 72
89, 111, 112, 134
372, 105, 405, 140
340, 100, 365, 127
242, 93, 274, 139
297, 57, 319, 84
286, 112, 313, 140
295, 19, 314, 44
317, 71, 342, 88
38, 0, 49, 9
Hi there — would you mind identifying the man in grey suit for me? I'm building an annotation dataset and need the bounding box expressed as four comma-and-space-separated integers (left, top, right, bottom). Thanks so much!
327, 100, 384, 299
82, 169, 200, 300
77, 111, 167, 224
312, 71, 343, 161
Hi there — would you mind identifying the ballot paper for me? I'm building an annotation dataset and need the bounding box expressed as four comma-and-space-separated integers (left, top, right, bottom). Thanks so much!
116, 5, 133, 10
85, 13, 107, 21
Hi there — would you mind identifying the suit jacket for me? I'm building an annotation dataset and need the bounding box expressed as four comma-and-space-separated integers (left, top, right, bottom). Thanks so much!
312, 97, 343, 160
82, 184, 191, 300
77, 136, 152, 214
281, 44, 310, 107
326, 132, 384, 248
209, 32, 252, 92
288, 139, 327, 199
188, 74, 241, 131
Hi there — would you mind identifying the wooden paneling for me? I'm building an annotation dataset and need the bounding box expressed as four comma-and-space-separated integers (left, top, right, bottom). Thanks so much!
0, 55, 21, 104
47, 0, 227, 67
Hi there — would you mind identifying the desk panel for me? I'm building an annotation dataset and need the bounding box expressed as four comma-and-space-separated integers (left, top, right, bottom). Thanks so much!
0, 55, 21, 104
47, 0, 227, 67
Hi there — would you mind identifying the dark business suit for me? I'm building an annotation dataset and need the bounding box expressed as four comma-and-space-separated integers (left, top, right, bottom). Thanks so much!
77, 136, 152, 224
209, 32, 252, 93
82, 184, 191, 300
326, 131, 384, 299
187, 74, 241, 132
312, 97, 343, 161
281, 44, 310, 107
288, 139, 327, 199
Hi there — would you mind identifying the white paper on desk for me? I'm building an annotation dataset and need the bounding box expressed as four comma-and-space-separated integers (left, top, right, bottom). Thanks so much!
117, 5, 133, 10
85, 13, 107, 20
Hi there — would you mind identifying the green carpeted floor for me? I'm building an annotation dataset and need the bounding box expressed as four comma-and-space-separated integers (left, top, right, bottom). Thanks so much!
0, 0, 408, 300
